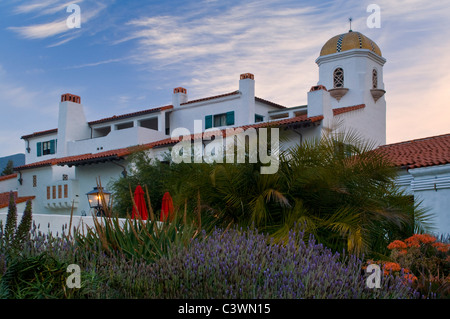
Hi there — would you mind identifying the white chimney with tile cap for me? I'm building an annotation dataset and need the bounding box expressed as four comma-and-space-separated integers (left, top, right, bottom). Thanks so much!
57, 93, 90, 157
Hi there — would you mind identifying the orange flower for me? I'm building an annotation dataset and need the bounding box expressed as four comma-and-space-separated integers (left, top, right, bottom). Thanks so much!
404, 234, 437, 247
432, 242, 450, 253
387, 240, 407, 250
398, 249, 408, 255
384, 262, 401, 273
403, 273, 418, 282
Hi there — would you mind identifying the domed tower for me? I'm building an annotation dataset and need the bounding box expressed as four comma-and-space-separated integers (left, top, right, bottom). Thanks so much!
315, 30, 387, 146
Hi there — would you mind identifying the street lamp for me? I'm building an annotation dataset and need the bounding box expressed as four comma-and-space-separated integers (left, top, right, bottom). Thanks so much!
86, 186, 111, 217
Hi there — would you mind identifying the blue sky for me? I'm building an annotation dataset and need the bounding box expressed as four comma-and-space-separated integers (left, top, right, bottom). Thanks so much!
0, 0, 449, 157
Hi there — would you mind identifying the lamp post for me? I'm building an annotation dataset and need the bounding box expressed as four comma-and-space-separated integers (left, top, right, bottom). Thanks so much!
86, 186, 111, 217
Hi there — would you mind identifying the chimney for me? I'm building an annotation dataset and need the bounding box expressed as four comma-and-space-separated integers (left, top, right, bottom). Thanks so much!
57, 93, 90, 157
172, 87, 188, 107
307, 85, 332, 119
239, 73, 255, 125
61, 93, 81, 104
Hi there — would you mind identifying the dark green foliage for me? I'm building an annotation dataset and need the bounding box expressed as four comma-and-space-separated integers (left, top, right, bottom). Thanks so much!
1, 160, 14, 176
3, 192, 17, 248
12, 200, 33, 251
109, 152, 171, 218
0, 253, 68, 299
0, 194, 33, 255
75, 212, 202, 264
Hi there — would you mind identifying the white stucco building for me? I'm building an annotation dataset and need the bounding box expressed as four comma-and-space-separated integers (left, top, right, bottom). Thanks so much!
0, 30, 448, 235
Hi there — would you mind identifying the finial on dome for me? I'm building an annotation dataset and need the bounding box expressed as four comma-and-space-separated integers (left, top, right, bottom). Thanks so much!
348, 17, 353, 32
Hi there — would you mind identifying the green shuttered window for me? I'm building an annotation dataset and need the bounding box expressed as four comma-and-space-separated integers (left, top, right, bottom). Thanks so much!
206, 111, 234, 128
37, 139, 57, 157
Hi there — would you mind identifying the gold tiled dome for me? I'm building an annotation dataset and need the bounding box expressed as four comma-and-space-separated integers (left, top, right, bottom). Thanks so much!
320, 31, 381, 56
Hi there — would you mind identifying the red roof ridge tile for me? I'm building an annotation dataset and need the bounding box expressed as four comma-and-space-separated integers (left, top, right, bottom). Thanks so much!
0, 191, 35, 209
88, 105, 173, 125
0, 173, 18, 182
379, 133, 450, 148
255, 97, 287, 109
333, 104, 366, 116
21, 128, 58, 140
180, 91, 240, 106
14, 158, 59, 171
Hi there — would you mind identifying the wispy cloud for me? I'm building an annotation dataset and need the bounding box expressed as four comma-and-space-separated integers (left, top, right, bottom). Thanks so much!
8, 0, 106, 45
64, 58, 124, 69
9, 19, 69, 39
121, 1, 338, 105
13, 0, 60, 14
119, 0, 450, 143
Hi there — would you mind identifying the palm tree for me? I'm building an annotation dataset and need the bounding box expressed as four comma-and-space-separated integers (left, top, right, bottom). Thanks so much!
277, 129, 433, 257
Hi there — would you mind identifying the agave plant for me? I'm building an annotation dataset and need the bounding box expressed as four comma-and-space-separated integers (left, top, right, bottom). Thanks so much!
75, 181, 203, 264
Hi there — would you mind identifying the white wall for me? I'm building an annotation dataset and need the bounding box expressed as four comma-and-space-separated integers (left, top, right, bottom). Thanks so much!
408, 164, 450, 236
75, 161, 128, 216
170, 94, 243, 134
23, 133, 58, 165
67, 126, 167, 155
0, 212, 130, 237
0, 176, 18, 193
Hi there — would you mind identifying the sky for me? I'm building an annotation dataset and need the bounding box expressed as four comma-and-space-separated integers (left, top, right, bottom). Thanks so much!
0, 0, 449, 157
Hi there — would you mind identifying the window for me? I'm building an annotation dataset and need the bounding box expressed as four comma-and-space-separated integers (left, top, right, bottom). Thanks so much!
333, 68, 344, 88
372, 69, 378, 89
205, 111, 235, 129
37, 139, 56, 157
255, 114, 264, 123
33, 175, 37, 187
42, 141, 51, 155
334, 141, 354, 158
115, 122, 133, 130
214, 114, 227, 127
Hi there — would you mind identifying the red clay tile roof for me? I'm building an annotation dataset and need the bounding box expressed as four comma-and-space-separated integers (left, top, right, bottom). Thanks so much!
333, 104, 366, 116
88, 105, 173, 125
21, 128, 58, 140
377, 133, 450, 169
149, 114, 323, 148
56, 146, 140, 167
14, 158, 58, 171
255, 97, 286, 109
0, 191, 35, 209
0, 173, 17, 182
180, 91, 240, 105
